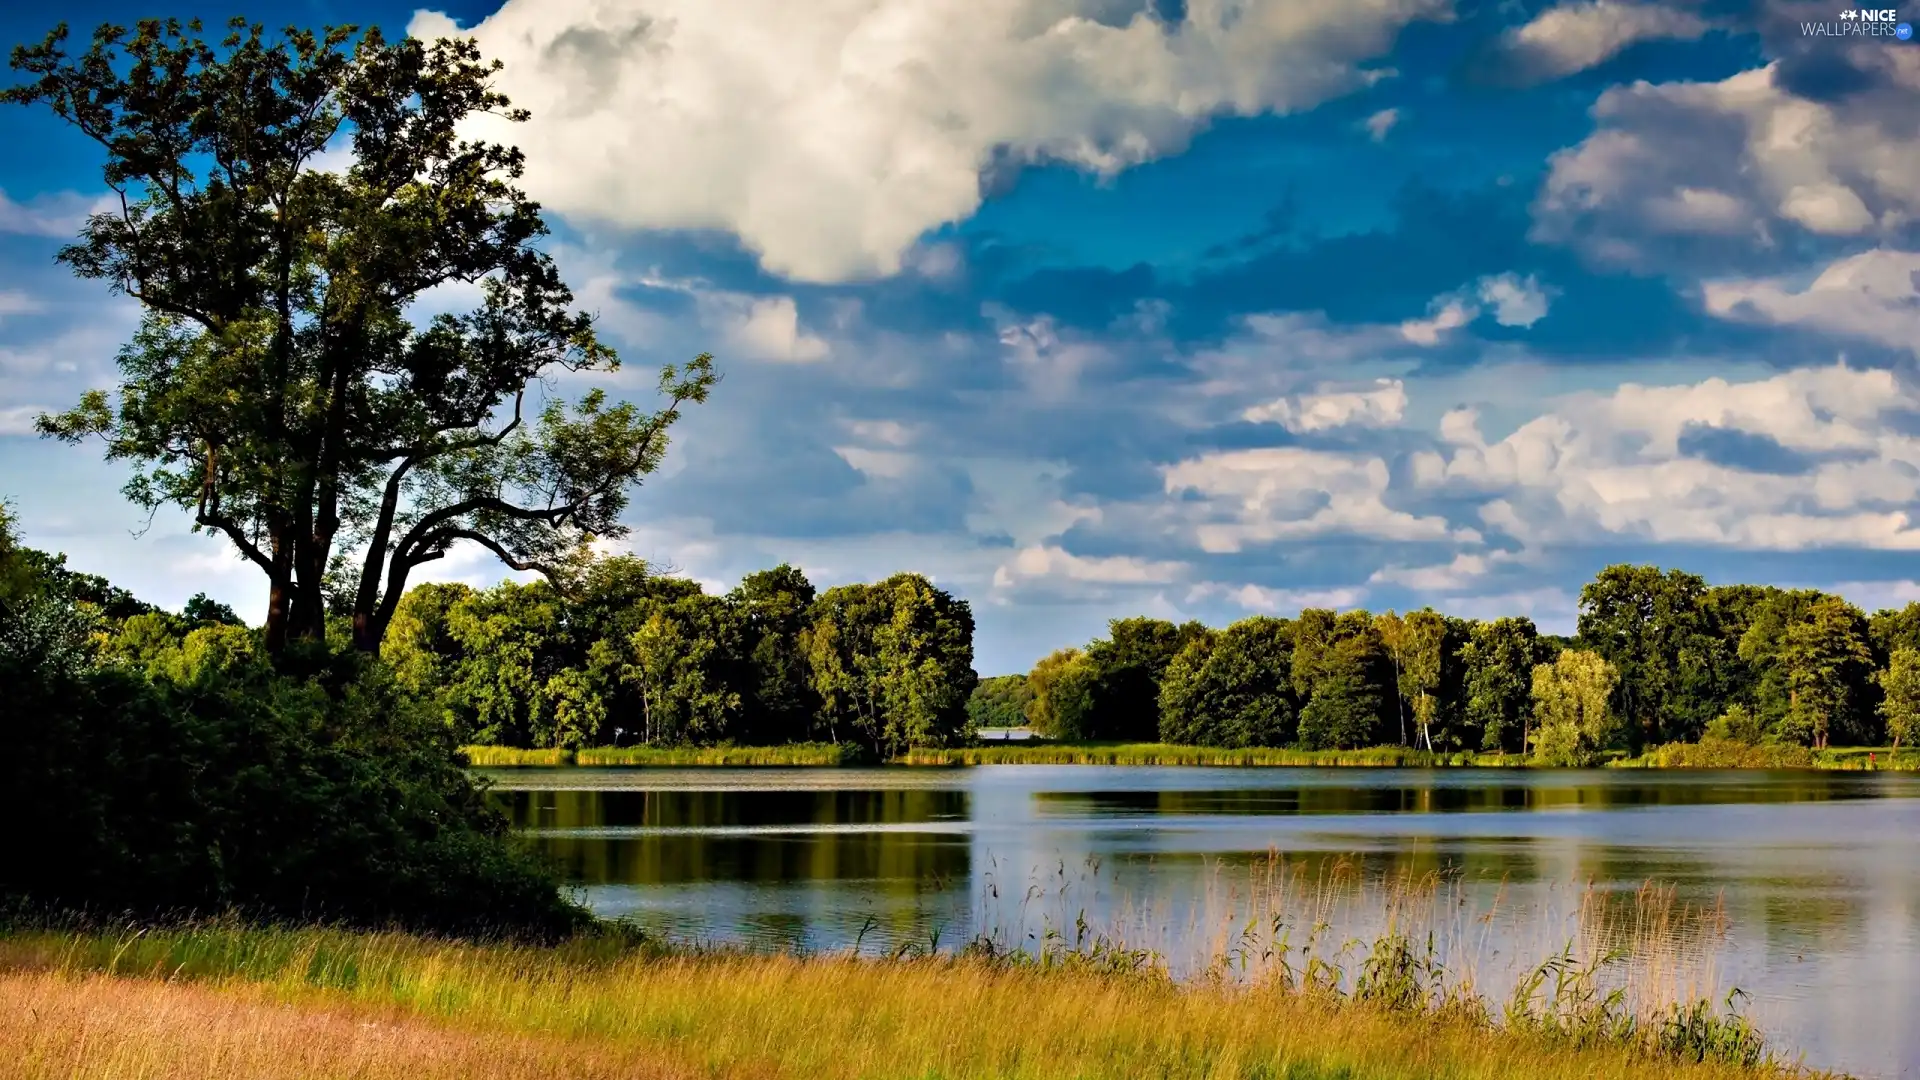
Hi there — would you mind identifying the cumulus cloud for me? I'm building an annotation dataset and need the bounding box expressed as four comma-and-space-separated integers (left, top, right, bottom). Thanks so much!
1411, 363, 1920, 550
992, 543, 1187, 590
1532, 51, 1920, 270
1242, 378, 1408, 432
1190, 581, 1369, 613
1364, 107, 1400, 142
1369, 551, 1510, 591
1400, 297, 1476, 344
1486, 0, 1709, 86
1163, 446, 1470, 553
1474, 273, 1554, 327
408, 0, 1449, 282
1702, 248, 1920, 355
1398, 273, 1554, 342
715, 294, 831, 362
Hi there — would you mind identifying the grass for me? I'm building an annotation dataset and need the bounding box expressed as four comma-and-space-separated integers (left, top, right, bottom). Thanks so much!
1, 911, 1829, 1080
461, 743, 858, 767
1615, 742, 1920, 771
464, 740, 1920, 771
895, 743, 1518, 767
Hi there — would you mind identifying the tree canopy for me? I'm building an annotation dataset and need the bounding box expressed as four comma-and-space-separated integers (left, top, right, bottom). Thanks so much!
7, 18, 713, 655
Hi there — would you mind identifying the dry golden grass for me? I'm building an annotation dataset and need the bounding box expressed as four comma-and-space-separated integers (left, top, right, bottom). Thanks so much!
0, 924, 1830, 1080
0, 969, 749, 1080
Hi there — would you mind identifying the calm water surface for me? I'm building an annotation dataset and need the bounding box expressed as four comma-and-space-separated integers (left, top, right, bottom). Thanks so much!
482, 766, 1920, 1077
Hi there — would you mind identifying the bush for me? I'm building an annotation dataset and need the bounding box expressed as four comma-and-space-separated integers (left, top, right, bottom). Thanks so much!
0, 594, 587, 940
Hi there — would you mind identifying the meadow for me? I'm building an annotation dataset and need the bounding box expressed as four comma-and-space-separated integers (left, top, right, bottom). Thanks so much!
2, 898, 1821, 1080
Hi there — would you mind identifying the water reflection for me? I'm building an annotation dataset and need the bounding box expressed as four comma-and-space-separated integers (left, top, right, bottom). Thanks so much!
482, 766, 1920, 1078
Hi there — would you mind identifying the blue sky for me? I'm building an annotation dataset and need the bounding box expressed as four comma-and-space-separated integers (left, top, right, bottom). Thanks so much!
5, 0, 1920, 674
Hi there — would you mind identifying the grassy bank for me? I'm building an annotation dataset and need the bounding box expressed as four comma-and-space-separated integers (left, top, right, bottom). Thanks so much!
1615, 742, 1920, 771
462, 743, 858, 767
466, 740, 1920, 770
895, 742, 1513, 767
2, 922, 1823, 1080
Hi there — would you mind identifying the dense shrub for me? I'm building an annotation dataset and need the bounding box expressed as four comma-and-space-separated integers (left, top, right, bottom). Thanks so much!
0, 591, 587, 940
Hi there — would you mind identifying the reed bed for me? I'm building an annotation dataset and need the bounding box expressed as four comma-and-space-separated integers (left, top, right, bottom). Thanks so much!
897, 743, 1517, 767
461, 743, 857, 767
6, 859, 1838, 1080
459, 745, 575, 767
2, 910, 1822, 1080
1615, 742, 1920, 771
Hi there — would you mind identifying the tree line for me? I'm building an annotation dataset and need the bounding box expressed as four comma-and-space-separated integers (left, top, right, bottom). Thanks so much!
999, 566, 1920, 763
380, 558, 977, 757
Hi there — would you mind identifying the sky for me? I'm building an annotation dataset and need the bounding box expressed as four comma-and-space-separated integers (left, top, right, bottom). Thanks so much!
4, 0, 1920, 674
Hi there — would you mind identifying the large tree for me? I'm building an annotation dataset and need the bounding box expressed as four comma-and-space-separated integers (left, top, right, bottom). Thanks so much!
1576, 565, 1722, 749
1529, 649, 1619, 766
1082, 617, 1209, 741
1157, 617, 1295, 748
1460, 616, 1543, 754
8, 19, 713, 654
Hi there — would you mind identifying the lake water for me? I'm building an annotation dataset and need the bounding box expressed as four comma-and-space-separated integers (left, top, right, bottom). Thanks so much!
482, 766, 1920, 1078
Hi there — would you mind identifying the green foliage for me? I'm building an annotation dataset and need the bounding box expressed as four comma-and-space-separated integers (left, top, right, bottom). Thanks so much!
1777, 595, 1876, 749
1025, 648, 1097, 739
1530, 650, 1619, 767
1460, 617, 1543, 754
802, 573, 976, 756
1878, 646, 1920, 752
626, 594, 744, 746
967, 673, 1033, 729
729, 564, 819, 743
1297, 617, 1391, 750
7, 17, 712, 653
1157, 617, 1296, 748
0, 538, 584, 937
1079, 617, 1209, 741
1628, 740, 1816, 770
1576, 566, 1726, 749
1703, 704, 1765, 746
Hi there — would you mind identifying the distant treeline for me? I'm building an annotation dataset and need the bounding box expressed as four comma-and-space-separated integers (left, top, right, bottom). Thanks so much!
380, 558, 977, 759
987, 566, 1920, 763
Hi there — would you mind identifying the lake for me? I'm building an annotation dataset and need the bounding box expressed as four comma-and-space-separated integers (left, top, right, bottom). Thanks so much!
482, 766, 1920, 1078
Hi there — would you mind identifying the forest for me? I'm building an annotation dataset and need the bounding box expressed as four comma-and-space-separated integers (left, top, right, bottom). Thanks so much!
994, 565, 1920, 764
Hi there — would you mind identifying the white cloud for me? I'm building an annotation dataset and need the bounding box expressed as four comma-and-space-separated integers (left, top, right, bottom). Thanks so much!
1190, 581, 1369, 613
1492, 1, 1709, 84
992, 543, 1187, 589
0, 291, 47, 321
1533, 54, 1920, 268
0, 188, 112, 238
1474, 273, 1554, 327
1399, 273, 1554, 343
961, 459, 1103, 547
1369, 551, 1506, 591
408, 0, 1450, 282
713, 294, 830, 362
0, 405, 48, 436
832, 445, 917, 479
1400, 297, 1476, 345
1243, 377, 1407, 432
1163, 446, 1469, 553
1364, 107, 1400, 142
1413, 362, 1920, 551
1702, 249, 1920, 355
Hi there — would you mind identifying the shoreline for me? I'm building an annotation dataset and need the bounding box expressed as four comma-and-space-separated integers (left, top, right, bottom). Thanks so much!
461, 741, 1920, 771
